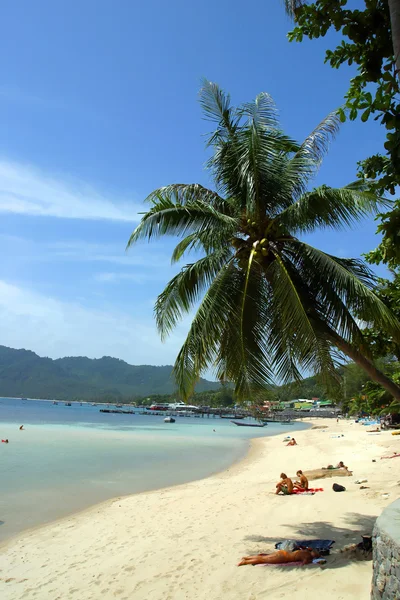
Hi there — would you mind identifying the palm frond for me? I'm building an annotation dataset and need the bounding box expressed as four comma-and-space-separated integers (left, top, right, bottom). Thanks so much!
237, 92, 278, 130
277, 185, 388, 234
208, 127, 300, 215
170, 233, 199, 263
126, 190, 238, 249
267, 248, 337, 382
199, 79, 241, 150
288, 241, 400, 341
199, 79, 232, 124
145, 183, 233, 211
173, 261, 274, 399
283, 0, 306, 17
214, 266, 274, 398
155, 248, 233, 340
284, 111, 342, 198
172, 262, 240, 399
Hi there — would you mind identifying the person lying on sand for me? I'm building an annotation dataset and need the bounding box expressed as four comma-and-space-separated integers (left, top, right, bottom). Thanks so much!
337, 461, 349, 470
238, 548, 320, 566
294, 470, 308, 491
276, 473, 293, 495
286, 438, 297, 446
323, 461, 349, 471
381, 452, 400, 459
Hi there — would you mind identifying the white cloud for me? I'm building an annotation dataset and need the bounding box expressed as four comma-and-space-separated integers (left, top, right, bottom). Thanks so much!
48, 240, 171, 267
93, 272, 158, 284
0, 160, 140, 221
0, 280, 190, 366
0, 235, 173, 269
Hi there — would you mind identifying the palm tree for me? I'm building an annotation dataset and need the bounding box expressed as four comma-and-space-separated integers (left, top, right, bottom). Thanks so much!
127, 81, 400, 401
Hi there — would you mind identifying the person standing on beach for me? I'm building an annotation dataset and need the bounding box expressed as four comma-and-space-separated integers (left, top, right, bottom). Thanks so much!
275, 473, 293, 495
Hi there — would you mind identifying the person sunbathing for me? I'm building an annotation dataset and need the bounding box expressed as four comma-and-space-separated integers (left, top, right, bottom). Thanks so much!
287, 438, 297, 446
323, 461, 349, 471
275, 473, 293, 495
294, 470, 308, 491
238, 548, 320, 566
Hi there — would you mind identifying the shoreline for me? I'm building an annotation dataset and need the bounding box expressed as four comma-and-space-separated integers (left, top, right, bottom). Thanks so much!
0, 422, 296, 549
0, 422, 310, 551
0, 436, 255, 551
2, 418, 397, 599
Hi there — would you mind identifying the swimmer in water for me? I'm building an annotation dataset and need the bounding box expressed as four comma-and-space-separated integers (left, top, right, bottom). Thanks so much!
2, 439, 9, 443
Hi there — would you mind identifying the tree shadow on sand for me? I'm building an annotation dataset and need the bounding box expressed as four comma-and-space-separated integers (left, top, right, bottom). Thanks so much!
242, 512, 376, 570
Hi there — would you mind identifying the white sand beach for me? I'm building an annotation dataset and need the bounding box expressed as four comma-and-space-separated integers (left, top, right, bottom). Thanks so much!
1, 419, 398, 600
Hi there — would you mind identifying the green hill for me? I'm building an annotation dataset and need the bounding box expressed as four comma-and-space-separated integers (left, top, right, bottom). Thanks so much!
0, 345, 219, 401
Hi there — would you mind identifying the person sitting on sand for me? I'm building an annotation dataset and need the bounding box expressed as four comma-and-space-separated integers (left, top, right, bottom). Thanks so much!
294, 470, 308, 491
19, 425, 24, 430
238, 548, 320, 566
276, 473, 294, 495
287, 438, 297, 446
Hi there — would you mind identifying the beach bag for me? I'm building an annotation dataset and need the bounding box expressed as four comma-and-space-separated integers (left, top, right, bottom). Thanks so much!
332, 483, 346, 492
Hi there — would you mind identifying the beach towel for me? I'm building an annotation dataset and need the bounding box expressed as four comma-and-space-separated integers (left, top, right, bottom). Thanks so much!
256, 561, 303, 567
381, 453, 400, 459
275, 539, 335, 554
292, 487, 324, 494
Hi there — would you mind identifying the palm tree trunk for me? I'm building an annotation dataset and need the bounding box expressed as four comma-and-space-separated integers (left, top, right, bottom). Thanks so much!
388, 0, 400, 77
327, 328, 400, 401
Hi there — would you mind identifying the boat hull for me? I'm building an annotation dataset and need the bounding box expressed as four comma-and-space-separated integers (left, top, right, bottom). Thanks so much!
231, 421, 266, 427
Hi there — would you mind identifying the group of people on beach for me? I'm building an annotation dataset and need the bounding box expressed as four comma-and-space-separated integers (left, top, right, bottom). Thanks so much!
275, 460, 349, 496
275, 470, 308, 495
241, 466, 321, 564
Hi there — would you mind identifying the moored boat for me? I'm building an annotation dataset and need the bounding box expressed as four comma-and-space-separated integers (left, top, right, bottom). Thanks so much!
220, 415, 244, 419
231, 420, 266, 427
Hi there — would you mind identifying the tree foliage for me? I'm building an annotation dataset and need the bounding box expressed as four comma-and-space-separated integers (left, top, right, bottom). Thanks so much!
287, 0, 400, 196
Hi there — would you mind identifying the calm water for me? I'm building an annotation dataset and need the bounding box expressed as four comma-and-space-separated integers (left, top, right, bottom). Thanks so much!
0, 398, 308, 541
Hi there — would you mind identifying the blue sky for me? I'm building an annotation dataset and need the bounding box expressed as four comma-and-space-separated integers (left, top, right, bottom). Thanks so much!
0, 0, 388, 369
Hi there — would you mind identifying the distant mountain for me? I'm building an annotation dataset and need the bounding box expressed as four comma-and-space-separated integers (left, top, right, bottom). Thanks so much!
0, 345, 219, 401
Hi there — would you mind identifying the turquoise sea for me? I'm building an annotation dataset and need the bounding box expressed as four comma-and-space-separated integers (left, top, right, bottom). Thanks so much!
0, 398, 308, 542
